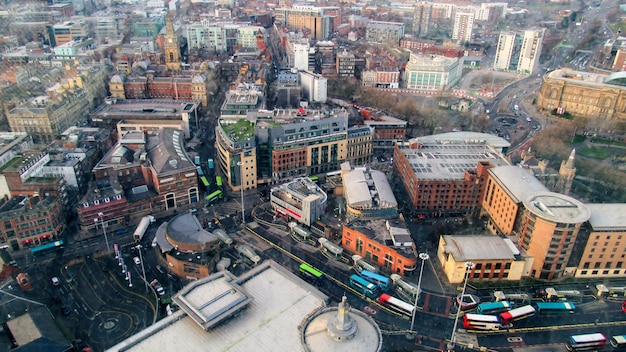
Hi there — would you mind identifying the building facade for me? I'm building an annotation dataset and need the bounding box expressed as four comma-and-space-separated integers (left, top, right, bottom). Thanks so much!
452, 11, 474, 44
0, 196, 64, 252
403, 52, 463, 91
537, 68, 626, 120
346, 126, 374, 166
365, 21, 405, 45
413, 2, 432, 37
300, 71, 328, 102
494, 29, 545, 74
270, 177, 327, 226
342, 219, 418, 276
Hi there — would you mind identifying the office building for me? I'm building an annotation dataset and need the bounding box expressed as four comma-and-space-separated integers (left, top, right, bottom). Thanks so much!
336, 51, 355, 77
270, 177, 327, 226
346, 126, 374, 166
275, 5, 339, 41
403, 52, 463, 91
52, 20, 89, 46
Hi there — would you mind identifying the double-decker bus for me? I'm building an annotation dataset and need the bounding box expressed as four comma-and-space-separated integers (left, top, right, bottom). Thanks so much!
349, 274, 379, 299
462, 314, 508, 331
205, 190, 224, 203
200, 176, 210, 188
566, 333, 606, 351
30, 240, 64, 256
498, 305, 536, 325
216, 176, 223, 187
359, 270, 391, 291
378, 293, 414, 316
611, 335, 626, 350
299, 263, 323, 285
476, 301, 512, 315
534, 301, 576, 314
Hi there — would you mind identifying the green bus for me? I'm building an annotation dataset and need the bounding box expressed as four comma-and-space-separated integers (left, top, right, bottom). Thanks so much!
216, 176, 223, 187
200, 176, 210, 188
299, 263, 323, 285
205, 190, 224, 203
308, 175, 319, 183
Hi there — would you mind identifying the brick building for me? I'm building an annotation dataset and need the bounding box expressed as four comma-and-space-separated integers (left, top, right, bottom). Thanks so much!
0, 195, 64, 252
77, 129, 199, 234
342, 218, 418, 276
393, 133, 510, 217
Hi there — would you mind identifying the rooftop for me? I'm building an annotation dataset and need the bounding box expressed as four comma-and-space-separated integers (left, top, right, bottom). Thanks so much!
165, 213, 217, 247
396, 140, 510, 181
91, 99, 199, 120
347, 218, 417, 259
489, 166, 549, 203
585, 204, 626, 231
545, 68, 616, 87
522, 192, 590, 224
343, 168, 397, 209
107, 261, 328, 352
442, 235, 517, 261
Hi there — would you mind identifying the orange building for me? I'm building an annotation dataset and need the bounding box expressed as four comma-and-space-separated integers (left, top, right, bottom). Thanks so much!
482, 166, 590, 280
342, 218, 417, 276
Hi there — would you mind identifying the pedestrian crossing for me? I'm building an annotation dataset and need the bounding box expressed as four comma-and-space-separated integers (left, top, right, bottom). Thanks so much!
204, 199, 243, 219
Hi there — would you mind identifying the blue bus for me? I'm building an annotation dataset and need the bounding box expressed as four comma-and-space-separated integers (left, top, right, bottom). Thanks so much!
208, 158, 215, 170
30, 240, 64, 256
534, 301, 576, 314
196, 166, 204, 177
476, 301, 512, 315
349, 274, 379, 299
359, 270, 391, 291
194, 156, 201, 165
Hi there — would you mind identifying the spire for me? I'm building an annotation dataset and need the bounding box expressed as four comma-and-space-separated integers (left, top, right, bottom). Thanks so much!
165, 13, 176, 39
564, 148, 575, 169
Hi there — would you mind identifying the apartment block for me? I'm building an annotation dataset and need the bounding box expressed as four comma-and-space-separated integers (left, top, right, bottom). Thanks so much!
403, 52, 463, 91
365, 21, 405, 45
452, 11, 474, 44
494, 28, 545, 74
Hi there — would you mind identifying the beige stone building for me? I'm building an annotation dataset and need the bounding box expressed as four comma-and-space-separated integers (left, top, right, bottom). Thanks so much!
537, 68, 626, 120
437, 235, 529, 283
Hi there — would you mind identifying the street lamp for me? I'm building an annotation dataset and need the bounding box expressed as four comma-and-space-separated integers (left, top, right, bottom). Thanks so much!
449, 261, 475, 350
135, 245, 149, 293
237, 161, 245, 225
96, 212, 111, 256
410, 252, 429, 333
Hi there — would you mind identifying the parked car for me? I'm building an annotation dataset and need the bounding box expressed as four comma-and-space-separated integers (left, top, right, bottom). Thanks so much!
133, 257, 141, 265
51, 277, 60, 286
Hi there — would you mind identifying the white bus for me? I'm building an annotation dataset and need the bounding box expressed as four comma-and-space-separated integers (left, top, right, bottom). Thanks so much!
566, 333, 606, 351
462, 314, 509, 331
498, 305, 536, 325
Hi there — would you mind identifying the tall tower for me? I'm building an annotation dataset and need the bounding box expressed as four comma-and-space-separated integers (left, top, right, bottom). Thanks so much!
164, 13, 181, 72
413, 2, 431, 38
557, 149, 576, 195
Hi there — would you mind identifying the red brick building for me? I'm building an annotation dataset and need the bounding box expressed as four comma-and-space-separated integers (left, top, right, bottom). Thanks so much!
342, 218, 418, 276
0, 196, 64, 252
393, 136, 510, 217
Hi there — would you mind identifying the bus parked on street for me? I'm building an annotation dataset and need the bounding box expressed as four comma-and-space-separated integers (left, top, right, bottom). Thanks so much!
566, 333, 606, 351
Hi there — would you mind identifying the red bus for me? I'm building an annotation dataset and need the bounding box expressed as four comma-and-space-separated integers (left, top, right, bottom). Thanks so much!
462, 313, 507, 331
498, 305, 536, 325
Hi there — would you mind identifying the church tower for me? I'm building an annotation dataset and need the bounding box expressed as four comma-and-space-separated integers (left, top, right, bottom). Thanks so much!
557, 149, 576, 195
164, 13, 181, 72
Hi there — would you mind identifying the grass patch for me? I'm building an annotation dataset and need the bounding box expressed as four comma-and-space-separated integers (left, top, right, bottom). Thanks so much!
578, 146, 612, 159
572, 135, 586, 143
592, 137, 626, 148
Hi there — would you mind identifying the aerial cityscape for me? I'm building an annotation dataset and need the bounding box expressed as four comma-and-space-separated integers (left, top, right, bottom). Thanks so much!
0, 0, 626, 351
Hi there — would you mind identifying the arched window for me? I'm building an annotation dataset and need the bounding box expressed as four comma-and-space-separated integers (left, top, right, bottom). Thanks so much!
189, 187, 198, 204
169, 52, 174, 62
165, 193, 175, 210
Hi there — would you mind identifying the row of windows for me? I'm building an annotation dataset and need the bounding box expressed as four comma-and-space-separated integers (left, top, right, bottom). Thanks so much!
583, 261, 625, 269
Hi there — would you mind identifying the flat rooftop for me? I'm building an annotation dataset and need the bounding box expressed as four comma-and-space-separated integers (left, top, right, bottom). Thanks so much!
347, 218, 416, 259
522, 192, 590, 224
91, 99, 199, 120
489, 166, 549, 203
442, 235, 516, 261
107, 261, 328, 352
583, 203, 626, 231
397, 143, 509, 181
545, 68, 608, 86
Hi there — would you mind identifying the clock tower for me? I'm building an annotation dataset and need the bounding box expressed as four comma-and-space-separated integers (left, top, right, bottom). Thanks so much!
164, 13, 181, 72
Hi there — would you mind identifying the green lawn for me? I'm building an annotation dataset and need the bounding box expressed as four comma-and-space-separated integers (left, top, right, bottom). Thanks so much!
578, 146, 612, 159
592, 137, 626, 148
